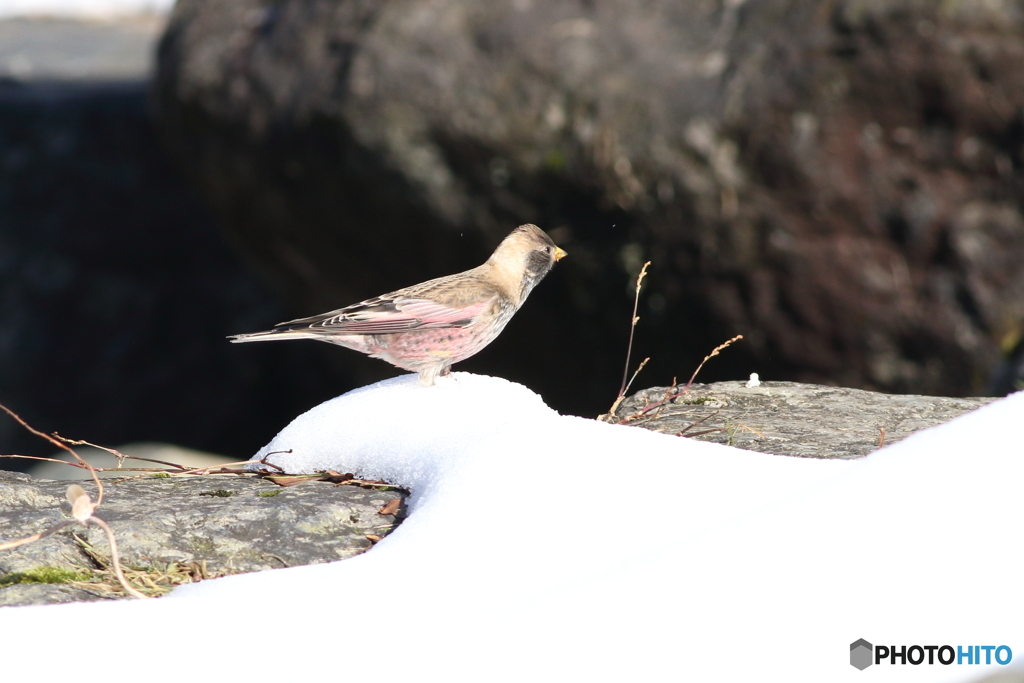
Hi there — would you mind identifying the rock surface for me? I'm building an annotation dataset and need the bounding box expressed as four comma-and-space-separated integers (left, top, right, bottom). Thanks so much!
0, 469, 406, 606
609, 381, 995, 459
154, 0, 1024, 415
0, 582, 104, 607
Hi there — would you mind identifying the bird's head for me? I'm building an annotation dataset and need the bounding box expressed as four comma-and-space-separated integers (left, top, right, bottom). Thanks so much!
488, 224, 566, 304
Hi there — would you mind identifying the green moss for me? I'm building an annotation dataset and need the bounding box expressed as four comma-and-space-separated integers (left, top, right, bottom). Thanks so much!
0, 566, 91, 587
682, 397, 713, 405
257, 490, 281, 498
186, 537, 216, 554
199, 489, 234, 498
150, 472, 171, 478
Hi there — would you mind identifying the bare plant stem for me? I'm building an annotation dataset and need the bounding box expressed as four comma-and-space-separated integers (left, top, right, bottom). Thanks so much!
683, 335, 744, 393
0, 520, 76, 551
52, 434, 132, 468
622, 357, 650, 398
675, 410, 721, 436
0, 403, 104, 505
0, 453, 284, 478
0, 403, 150, 599
615, 335, 745, 425
608, 357, 650, 418
88, 517, 148, 599
617, 261, 651, 399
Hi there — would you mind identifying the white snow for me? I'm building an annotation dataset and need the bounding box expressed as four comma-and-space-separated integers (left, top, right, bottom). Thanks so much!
0, 372, 1021, 683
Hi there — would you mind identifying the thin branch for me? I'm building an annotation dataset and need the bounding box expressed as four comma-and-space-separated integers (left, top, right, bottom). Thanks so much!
0, 520, 76, 551
617, 382, 684, 424
0, 454, 98, 468
608, 357, 650, 417
675, 410, 721, 436
617, 261, 651, 399
0, 453, 283, 479
0, 455, 195, 474
683, 334, 744, 393
683, 428, 728, 438
0, 403, 104, 505
179, 458, 282, 476
622, 357, 650, 399
614, 335, 743, 425
51, 434, 132, 468
87, 517, 148, 600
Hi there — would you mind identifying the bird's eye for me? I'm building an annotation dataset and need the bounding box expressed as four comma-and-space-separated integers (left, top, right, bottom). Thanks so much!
543, 246, 553, 254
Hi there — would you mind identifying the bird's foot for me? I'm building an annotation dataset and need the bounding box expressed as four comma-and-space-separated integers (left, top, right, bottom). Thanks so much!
418, 365, 453, 386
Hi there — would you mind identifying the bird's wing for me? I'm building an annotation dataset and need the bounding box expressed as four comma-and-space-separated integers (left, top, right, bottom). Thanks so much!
277, 295, 494, 334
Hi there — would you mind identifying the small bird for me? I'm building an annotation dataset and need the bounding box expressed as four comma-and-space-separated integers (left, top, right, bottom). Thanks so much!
229, 224, 566, 386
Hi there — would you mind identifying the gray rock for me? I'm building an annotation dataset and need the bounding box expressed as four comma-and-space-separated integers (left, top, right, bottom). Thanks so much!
608, 381, 995, 459
153, 0, 1024, 416
0, 583, 110, 607
0, 469, 407, 605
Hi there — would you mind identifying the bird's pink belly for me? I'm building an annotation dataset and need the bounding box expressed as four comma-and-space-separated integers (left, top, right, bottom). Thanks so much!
338, 327, 494, 372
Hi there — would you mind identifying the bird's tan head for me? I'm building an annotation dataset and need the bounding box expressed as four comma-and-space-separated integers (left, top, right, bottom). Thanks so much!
487, 224, 566, 304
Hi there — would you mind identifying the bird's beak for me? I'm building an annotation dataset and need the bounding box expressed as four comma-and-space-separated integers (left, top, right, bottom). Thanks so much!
553, 247, 567, 262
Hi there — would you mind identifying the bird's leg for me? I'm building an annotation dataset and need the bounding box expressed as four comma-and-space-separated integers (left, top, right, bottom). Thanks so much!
418, 364, 446, 387
418, 365, 454, 387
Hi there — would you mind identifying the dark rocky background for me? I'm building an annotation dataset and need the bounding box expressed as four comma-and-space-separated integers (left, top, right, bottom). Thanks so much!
3, 1, 1024, 467
153, 0, 1024, 404
0, 17, 338, 464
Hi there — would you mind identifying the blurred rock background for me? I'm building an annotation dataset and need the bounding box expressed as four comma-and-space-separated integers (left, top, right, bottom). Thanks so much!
4, 0, 1024, 469
0, 5, 338, 467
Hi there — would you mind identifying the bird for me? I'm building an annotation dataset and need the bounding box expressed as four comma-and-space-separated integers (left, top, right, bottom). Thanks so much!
229, 224, 567, 386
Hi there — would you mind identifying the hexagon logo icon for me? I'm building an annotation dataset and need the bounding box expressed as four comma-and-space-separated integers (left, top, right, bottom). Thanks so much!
850, 639, 873, 670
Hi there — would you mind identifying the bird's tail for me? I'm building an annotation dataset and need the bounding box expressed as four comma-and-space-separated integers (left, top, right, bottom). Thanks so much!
228, 328, 325, 343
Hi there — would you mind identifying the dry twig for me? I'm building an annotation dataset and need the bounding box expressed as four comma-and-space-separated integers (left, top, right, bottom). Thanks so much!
682, 335, 744, 393
0, 403, 103, 503
607, 335, 746, 437
608, 261, 651, 416
0, 403, 147, 598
